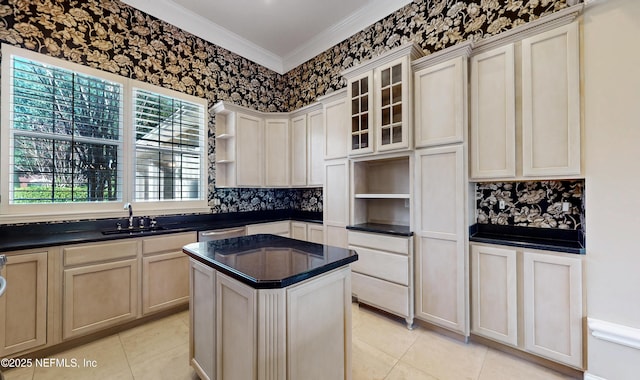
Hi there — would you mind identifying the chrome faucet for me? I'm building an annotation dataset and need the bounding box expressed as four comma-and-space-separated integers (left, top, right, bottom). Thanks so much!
124, 203, 133, 228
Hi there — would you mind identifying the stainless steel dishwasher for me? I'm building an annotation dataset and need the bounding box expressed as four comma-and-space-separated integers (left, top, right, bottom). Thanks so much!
198, 226, 246, 242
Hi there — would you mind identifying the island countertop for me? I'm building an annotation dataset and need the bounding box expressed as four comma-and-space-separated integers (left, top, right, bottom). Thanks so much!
182, 234, 358, 289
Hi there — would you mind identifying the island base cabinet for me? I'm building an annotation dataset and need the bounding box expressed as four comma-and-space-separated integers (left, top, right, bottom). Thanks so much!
0, 251, 48, 357
189, 259, 352, 380
190, 260, 216, 380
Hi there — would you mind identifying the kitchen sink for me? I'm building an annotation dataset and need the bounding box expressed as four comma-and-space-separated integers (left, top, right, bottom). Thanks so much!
101, 226, 168, 235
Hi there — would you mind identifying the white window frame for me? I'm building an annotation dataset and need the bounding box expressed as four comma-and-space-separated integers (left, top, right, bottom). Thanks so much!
1, 44, 209, 223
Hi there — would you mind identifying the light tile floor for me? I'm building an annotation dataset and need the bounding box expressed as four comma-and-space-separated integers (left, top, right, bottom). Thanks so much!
3, 303, 580, 380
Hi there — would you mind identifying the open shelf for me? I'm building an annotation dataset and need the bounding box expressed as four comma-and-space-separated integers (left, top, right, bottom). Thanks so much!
351, 155, 411, 228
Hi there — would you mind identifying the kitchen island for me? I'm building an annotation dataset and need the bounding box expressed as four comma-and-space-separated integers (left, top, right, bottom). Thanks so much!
183, 234, 358, 380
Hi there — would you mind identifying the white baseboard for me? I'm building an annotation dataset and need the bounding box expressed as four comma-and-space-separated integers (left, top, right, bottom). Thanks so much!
584, 372, 607, 380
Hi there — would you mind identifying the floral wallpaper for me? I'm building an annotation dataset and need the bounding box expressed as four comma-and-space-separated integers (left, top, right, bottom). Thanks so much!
285, 0, 578, 110
0, 0, 579, 215
476, 180, 584, 230
211, 188, 322, 213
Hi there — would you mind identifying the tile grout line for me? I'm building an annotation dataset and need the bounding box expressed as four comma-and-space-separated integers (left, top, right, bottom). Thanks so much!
117, 333, 136, 380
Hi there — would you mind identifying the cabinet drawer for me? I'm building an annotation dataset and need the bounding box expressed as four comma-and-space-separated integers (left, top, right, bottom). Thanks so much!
352, 272, 409, 317
246, 221, 290, 236
63, 241, 138, 267
348, 231, 409, 255
142, 232, 197, 254
349, 246, 408, 285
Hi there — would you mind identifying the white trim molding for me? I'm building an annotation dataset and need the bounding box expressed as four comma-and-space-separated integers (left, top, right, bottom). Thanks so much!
588, 317, 640, 350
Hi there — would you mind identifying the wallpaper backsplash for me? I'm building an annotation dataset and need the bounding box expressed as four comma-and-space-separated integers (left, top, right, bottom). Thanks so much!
476, 180, 584, 230
0, 0, 578, 215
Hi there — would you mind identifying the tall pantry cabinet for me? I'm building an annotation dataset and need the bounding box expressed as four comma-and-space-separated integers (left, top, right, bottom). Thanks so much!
412, 42, 472, 335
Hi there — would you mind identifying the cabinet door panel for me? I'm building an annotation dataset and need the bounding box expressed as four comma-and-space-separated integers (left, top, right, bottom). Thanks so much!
522, 22, 580, 177
471, 245, 517, 346
236, 113, 263, 186
414, 146, 467, 334
324, 97, 348, 159
470, 45, 516, 179
216, 272, 256, 380
0, 251, 48, 356
190, 259, 216, 380
375, 57, 411, 152
324, 160, 349, 227
142, 251, 189, 315
414, 56, 466, 147
307, 110, 325, 185
291, 115, 308, 186
265, 119, 290, 187
523, 251, 582, 367
63, 259, 138, 339
307, 224, 324, 245
348, 72, 374, 155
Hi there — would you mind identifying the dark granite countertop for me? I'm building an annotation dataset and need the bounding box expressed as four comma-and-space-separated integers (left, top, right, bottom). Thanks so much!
346, 223, 413, 237
469, 224, 585, 254
183, 234, 358, 289
0, 210, 322, 252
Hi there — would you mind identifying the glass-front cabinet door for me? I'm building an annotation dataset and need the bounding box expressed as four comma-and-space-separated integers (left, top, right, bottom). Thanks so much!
375, 57, 410, 152
348, 72, 374, 155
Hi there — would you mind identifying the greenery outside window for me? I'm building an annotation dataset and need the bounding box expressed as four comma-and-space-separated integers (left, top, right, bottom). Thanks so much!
1, 44, 208, 222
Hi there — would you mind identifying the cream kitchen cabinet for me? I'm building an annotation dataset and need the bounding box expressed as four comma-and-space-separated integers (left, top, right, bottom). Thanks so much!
414, 145, 469, 335
342, 44, 423, 156
0, 249, 49, 357
265, 118, 290, 187
348, 230, 414, 328
470, 16, 581, 180
141, 232, 196, 315
246, 220, 291, 237
469, 43, 516, 179
61, 240, 139, 340
471, 244, 518, 346
523, 250, 583, 368
413, 41, 471, 148
291, 221, 324, 244
212, 102, 264, 187
320, 89, 348, 160
291, 104, 324, 187
470, 242, 584, 369
323, 159, 349, 248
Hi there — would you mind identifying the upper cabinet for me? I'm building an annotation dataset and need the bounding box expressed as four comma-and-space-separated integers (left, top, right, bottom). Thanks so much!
342, 44, 424, 157
521, 23, 580, 177
213, 101, 324, 189
290, 103, 324, 187
320, 89, 348, 160
469, 12, 582, 180
413, 41, 472, 148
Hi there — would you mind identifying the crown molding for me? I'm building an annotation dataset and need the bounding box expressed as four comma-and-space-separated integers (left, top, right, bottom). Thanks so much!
282, 0, 413, 73
341, 43, 424, 80
121, 0, 412, 75
472, 4, 584, 55
412, 40, 473, 71
121, 0, 284, 73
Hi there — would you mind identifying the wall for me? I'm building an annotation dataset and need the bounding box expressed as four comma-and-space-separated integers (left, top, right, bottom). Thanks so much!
582, 0, 640, 378
0, 0, 574, 217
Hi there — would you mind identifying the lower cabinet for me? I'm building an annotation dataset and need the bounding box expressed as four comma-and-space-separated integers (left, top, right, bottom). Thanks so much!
62, 241, 139, 340
0, 250, 48, 357
246, 221, 291, 237
141, 232, 195, 315
470, 243, 583, 369
290, 221, 324, 244
348, 230, 414, 328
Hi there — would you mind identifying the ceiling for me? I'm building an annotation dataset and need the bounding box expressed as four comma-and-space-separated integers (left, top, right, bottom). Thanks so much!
121, 0, 413, 74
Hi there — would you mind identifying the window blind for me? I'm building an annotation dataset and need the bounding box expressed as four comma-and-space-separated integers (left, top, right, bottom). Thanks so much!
9, 56, 123, 203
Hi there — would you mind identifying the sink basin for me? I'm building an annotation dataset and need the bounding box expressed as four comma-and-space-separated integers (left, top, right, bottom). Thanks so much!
101, 226, 167, 235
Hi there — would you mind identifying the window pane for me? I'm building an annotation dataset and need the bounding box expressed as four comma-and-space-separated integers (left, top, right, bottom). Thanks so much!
134, 89, 204, 202
10, 55, 123, 204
